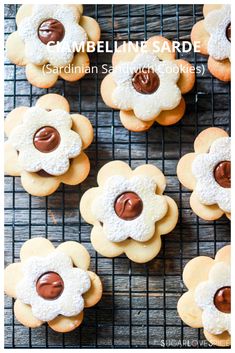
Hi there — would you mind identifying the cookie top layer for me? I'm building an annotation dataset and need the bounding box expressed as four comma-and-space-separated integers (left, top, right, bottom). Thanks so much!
91, 174, 168, 242
194, 262, 231, 335
16, 251, 91, 322
9, 106, 82, 176
204, 4, 231, 61
18, 4, 87, 67
112, 52, 181, 121
192, 136, 231, 213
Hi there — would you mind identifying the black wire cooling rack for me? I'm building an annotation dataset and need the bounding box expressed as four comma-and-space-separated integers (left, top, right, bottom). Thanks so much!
4, 4, 231, 349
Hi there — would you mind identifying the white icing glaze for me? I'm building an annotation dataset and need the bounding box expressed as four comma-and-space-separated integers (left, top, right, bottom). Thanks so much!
112, 52, 181, 121
192, 137, 231, 213
194, 262, 230, 335
204, 5, 231, 61
91, 175, 168, 242
18, 5, 87, 66
16, 251, 91, 322
9, 107, 82, 176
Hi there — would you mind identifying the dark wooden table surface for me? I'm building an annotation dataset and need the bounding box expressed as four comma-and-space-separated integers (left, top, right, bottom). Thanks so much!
4, 4, 230, 349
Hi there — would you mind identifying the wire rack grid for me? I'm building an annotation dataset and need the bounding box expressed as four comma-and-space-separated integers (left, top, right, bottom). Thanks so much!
4, 4, 231, 349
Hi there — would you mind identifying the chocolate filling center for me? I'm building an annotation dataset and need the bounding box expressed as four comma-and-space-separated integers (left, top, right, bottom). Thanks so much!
38, 18, 65, 45
132, 68, 160, 94
33, 126, 61, 153
214, 286, 231, 313
213, 161, 231, 188
226, 23, 231, 42
36, 271, 64, 300
114, 192, 143, 220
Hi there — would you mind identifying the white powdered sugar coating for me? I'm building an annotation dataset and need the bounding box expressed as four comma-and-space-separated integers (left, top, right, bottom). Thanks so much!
204, 5, 231, 61
16, 251, 91, 322
112, 52, 181, 121
91, 175, 168, 242
18, 5, 87, 67
9, 107, 82, 176
194, 262, 230, 335
192, 137, 231, 213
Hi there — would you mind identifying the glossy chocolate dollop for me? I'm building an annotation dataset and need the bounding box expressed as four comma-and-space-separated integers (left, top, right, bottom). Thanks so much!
214, 161, 231, 188
114, 192, 143, 220
226, 23, 231, 42
132, 68, 160, 94
36, 272, 64, 300
214, 286, 231, 313
33, 126, 61, 153
38, 18, 65, 45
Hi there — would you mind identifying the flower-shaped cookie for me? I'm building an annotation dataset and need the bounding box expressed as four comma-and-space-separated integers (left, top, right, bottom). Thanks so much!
4, 238, 102, 333
178, 245, 231, 347
191, 4, 231, 81
4, 94, 93, 196
101, 36, 195, 132
177, 127, 230, 220
80, 161, 178, 263
6, 4, 100, 88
